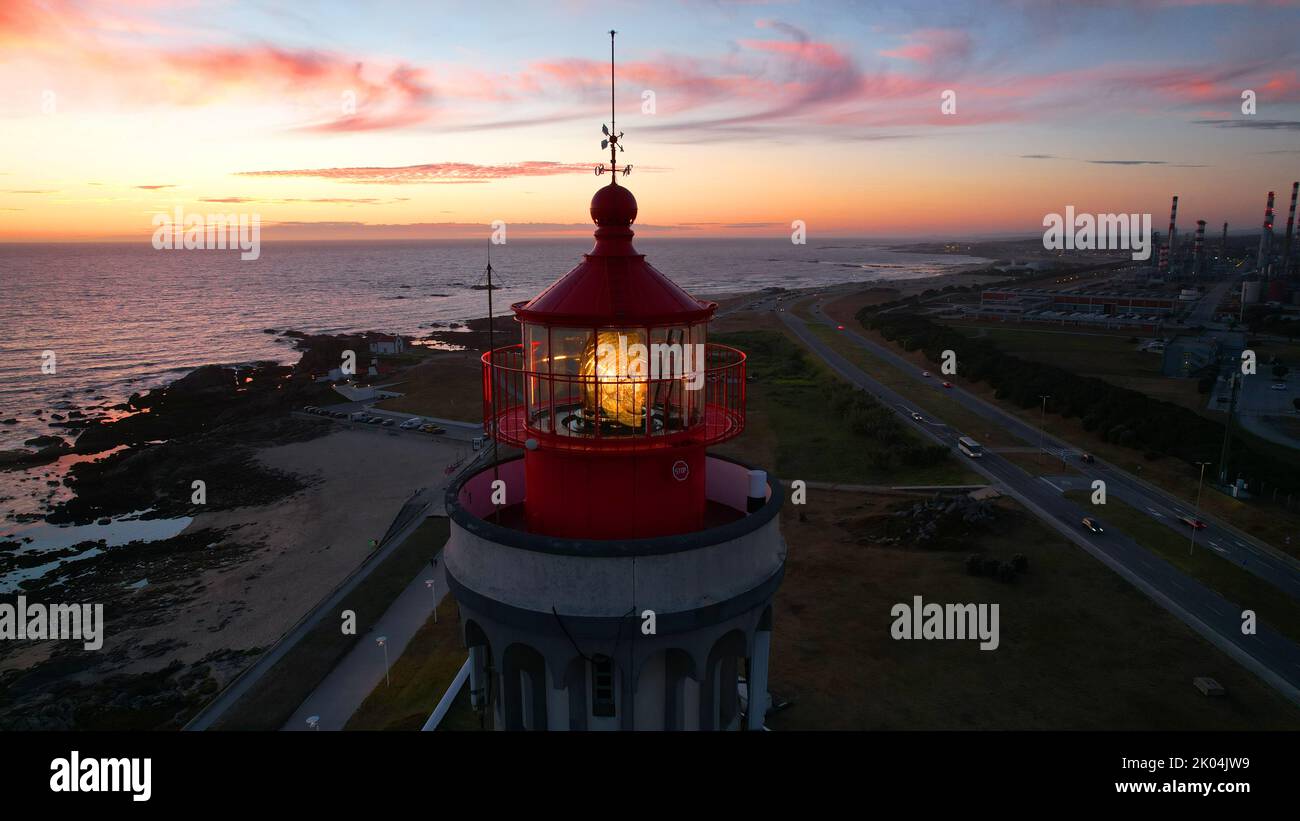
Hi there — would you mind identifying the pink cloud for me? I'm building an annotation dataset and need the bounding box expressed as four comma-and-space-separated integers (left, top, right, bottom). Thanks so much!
234, 161, 596, 184
879, 29, 974, 66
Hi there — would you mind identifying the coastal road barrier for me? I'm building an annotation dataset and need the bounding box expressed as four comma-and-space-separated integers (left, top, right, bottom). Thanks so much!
777, 480, 988, 496
421, 657, 471, 731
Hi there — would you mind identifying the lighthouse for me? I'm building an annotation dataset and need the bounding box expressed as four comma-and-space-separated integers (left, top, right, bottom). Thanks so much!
441, 32, 787, 730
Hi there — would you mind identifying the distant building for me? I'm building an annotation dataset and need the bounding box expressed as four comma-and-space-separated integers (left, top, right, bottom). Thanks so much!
1161, 337, 1221, 378
368, 334, 407, 355
982, 287, 1181, 316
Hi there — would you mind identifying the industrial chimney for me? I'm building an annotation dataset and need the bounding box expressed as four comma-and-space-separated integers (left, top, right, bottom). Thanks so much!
1259, 190, 1275, 276
1194, 220, 1206, 278
1162, 195, 1178, 274
1283, 181, 1298, 279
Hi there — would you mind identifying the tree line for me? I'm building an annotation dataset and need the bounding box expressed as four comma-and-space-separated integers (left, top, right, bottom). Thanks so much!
858, 308, 1300, 496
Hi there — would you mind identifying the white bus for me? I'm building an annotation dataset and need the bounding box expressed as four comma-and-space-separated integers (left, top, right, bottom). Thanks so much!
957, 436, 983, 458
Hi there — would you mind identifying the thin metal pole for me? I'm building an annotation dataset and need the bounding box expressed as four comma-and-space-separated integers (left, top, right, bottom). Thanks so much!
1038, 395, 1050, 463
610, 30, 615, 141
486, 245, 499, 516
1190, 461, 1209, 555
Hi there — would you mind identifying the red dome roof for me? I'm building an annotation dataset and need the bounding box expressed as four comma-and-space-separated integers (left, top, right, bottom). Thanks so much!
513, 181, 715, 326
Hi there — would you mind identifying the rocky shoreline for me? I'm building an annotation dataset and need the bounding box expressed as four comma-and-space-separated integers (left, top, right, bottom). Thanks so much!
0, 329, 431, 729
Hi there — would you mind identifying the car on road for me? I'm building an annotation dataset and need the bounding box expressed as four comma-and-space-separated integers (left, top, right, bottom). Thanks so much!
420, 424, 447, 434
1079, 452, 1094, 464
921, 371, 931, 378
942, 381, 953, 389
1271, 383, 1288, 391
367, 417, 383, 425
1179, 515, 1207, 530
1081, 517, 1104, 534
399, 419, 422, 430
381, 419, 395, 427
911, 412, 924, 422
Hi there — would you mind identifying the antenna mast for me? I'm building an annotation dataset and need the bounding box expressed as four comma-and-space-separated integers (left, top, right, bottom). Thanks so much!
486, 242, 499, 507
596, 29, 631, 181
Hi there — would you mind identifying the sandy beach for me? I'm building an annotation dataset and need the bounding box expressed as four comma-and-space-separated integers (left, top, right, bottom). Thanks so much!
88, 427, 460, 683
171, 428, 458, 672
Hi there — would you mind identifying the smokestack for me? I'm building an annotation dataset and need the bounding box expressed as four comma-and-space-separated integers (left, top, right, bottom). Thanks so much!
1194, 220, 1206, 277
1283, 181, 1298, 278
1163, 195, 1179, 273
1259, 190, 1275, 276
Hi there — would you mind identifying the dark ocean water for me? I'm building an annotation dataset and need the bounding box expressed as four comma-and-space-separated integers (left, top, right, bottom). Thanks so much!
0, 236, 985, 585
0, 237, 985, 452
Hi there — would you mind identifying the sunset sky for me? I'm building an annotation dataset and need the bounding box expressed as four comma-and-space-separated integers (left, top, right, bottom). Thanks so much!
1, 0, 1298, 241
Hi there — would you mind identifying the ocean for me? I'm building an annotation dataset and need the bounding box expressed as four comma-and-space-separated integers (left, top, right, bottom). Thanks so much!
0, 237, 986, 454
0, 236, 986, 585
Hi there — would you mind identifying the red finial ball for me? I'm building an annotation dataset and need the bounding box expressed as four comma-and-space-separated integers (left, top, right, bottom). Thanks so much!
590, 182, 637, 227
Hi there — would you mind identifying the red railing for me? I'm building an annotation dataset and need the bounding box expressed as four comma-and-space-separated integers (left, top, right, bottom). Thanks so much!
482, 343, 745, 451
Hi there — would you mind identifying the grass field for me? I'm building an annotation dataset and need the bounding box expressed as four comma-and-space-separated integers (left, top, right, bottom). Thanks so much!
710, 329, 981, 486
344, 599, 478, 731
768, 490, 1300, 729
802, 321, 1024, 449
211, 517, 450, 730
946, 324, 1212, 415
995, 449, 1082, 476
374, 351, 483, 421
1064, 490, 1300, 647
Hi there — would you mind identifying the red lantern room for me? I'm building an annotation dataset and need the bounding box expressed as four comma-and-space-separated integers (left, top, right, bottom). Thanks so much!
482, 175, 746, 539
445, 32, 784, 732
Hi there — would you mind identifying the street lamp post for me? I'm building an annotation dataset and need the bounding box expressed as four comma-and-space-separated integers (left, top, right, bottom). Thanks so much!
425, 578, 438, 624
1190, 461, 1211, 555
376, 636, 390, 687
1038, 395, 1051, 464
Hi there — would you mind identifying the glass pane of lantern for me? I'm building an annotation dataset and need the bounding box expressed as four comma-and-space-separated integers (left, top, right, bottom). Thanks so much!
581, 328, 648, 434
646, 325, 680, 434
688, 322, 706, 427
549, 327, 592, 433
525, 324, 550, 432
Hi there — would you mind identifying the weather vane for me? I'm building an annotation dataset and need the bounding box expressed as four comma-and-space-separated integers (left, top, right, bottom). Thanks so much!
595, 29, 632, 181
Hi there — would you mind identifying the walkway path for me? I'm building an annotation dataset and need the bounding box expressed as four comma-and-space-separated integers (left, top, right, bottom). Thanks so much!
284, 555, 451, 731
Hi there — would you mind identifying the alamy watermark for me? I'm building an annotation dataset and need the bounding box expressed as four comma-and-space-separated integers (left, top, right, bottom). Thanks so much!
1043, 206, 1152, 261
890, 595, 999, 650
0, 596, 104, 650
595, 333, 706, 390
50, 751, 150, 802
151, 206, 261, 260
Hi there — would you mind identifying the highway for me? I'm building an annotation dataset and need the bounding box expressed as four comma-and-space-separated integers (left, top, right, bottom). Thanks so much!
800, 298, 1300, 601
772, 301, 1300, 705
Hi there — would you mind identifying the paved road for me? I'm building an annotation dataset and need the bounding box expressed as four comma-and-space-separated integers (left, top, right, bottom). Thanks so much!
801, 302, 1300, 599
777, 305, 1300, 705
1189, 279, 1234, 324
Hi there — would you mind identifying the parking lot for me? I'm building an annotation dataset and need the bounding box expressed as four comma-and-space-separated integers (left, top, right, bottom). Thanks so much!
295, 404, 482, 443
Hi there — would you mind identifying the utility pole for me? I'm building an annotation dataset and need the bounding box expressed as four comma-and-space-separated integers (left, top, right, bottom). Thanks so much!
1190, 461, 1211, 555
1217, 373, 1239, 486
1038, 395, 1051, 464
